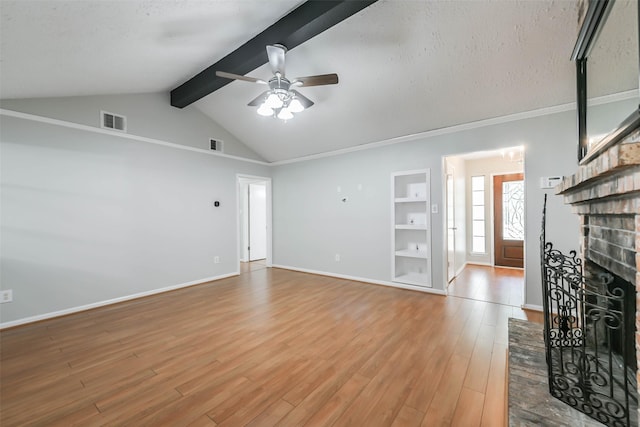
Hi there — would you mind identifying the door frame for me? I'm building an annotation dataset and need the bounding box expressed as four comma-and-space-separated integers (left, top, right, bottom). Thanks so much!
446, 172, 456, 283
236, 174, 272, 271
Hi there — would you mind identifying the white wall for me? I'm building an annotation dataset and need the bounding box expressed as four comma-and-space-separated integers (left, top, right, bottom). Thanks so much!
0, 109, 269, 325
272, 110, 580, 306
1, 93, 634, 324
464, 154, 524, 265
1, 92, 264, 161
272, 98, 636, 308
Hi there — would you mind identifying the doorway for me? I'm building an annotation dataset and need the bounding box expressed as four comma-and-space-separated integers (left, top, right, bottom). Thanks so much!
493, 173, 524, 268
443, 147, 525, 302
237, 175, 272, 270
248, 182, 267, 261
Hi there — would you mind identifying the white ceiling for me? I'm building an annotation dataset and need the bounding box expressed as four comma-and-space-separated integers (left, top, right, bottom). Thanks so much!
1, 0, 637, 163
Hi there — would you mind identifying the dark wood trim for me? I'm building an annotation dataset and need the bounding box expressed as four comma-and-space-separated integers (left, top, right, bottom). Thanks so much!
170, 0, 379, 108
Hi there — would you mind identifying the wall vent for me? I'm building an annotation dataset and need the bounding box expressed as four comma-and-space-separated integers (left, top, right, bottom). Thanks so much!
210, 138, 224, 152
101, 111, 127, 132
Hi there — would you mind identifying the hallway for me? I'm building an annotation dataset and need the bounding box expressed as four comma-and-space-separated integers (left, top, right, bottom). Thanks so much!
447, 265, 523, 307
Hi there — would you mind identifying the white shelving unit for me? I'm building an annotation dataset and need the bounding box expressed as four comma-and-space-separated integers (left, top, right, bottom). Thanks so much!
391, 169, 431, 287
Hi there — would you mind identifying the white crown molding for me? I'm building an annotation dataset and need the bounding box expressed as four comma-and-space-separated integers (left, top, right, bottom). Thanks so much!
2, 89, 635, 167
0, 108, 270, 166
0, 272, 238, 329
271, 89, 637, 166
271, 264, 447, 296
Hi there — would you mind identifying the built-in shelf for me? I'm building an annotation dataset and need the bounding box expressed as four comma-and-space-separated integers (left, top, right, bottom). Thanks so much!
395, 224, 428, 230
392, 169, 431, 288
394, 197, 428, 203
395, 249, 428, 259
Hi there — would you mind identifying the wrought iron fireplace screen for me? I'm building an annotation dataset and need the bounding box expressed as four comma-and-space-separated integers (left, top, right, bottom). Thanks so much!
540, 195, 637, 427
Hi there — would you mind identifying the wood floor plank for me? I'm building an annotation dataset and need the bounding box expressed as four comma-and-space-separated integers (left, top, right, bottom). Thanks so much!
451, 387, 485, 427
421, 353, 471, 426
463, 336, 493, 393
244, 398, 294, 427
0, 265, 539, 427
302, 373, 371, 427
480, 343, 508, 427
391, 405, 425, 427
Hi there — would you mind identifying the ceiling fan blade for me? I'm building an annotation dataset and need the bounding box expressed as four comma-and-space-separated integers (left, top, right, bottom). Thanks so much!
292, 73, 339, 87
266, 44, 287, 76
247, 91, 270, 106
290, 90, 314, 109
216, 71, 266, 84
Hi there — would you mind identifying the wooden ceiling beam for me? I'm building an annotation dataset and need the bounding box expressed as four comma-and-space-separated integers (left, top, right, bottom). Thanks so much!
170, 0, 378, 108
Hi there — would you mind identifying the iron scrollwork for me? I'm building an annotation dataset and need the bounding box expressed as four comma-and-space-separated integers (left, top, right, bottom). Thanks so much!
540, 195, 637, 427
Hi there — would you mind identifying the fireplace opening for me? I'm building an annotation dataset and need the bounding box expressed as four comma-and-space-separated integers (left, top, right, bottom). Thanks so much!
585, 260, 638, 372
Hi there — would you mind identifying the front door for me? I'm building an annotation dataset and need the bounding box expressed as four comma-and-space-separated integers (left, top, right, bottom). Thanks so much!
493, 173, 524, 268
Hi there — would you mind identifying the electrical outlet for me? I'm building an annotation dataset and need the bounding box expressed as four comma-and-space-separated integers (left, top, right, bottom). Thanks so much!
0, 289, 13, 303
214, 256, 220, 264
335, 254, 341, 262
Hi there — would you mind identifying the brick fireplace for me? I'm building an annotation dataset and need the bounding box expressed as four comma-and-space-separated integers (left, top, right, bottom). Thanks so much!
556, 132, 640, 421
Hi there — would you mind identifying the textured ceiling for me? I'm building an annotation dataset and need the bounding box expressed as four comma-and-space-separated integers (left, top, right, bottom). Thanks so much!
0, 0, 302, 99
1, 0, 637, 163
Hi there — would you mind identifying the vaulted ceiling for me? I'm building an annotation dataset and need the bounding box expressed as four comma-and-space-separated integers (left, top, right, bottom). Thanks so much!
1, 0, 636, 162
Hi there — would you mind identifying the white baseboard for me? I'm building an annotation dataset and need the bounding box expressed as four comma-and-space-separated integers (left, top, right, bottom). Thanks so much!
466, 261, 493, 267
0, 272, 239, 330
521, 304, 543, 312
466, 261, 525, 271
271, 264, 447, 296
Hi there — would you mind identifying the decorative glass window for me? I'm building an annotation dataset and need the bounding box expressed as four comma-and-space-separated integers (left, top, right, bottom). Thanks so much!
471, 176, 486, 253
502, 180, 525, 240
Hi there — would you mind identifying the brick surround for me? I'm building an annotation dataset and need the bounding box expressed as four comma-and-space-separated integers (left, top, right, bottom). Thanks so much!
557, 132, 640, 421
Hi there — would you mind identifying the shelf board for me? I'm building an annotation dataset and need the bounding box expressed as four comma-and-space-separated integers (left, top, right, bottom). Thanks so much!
393, 272, 430, 286
395, 249, 428, 259
395, 224, 427, 230
394, 197, 427, 203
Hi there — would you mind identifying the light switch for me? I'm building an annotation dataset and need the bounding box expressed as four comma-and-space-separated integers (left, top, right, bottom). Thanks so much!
540, 176, 562, 189
431, 204, 438, 214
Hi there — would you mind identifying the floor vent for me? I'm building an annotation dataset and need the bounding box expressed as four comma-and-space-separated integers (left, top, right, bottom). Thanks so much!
210, 138, 223, 152
101, 111, 126, 132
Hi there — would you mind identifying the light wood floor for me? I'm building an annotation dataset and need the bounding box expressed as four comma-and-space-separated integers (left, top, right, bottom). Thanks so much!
0, 267, 542, 426
447, 265, 524, 307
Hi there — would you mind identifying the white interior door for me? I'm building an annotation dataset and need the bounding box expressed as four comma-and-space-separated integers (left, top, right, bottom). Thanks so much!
249, 183, 267, 261
446, 173, 456, 282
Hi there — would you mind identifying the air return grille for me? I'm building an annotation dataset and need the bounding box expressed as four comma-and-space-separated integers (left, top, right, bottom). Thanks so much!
101, 111, 126, 132
209, 138, 223, 152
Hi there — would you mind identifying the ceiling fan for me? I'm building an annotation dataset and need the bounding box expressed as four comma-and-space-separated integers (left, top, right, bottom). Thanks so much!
215, 44, 339, 120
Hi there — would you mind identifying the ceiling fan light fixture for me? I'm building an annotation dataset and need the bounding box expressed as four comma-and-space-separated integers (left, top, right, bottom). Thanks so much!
265, 92, 283, 109
256, 103, 273, 117
288, 97, 304, 113
277, 108, 294, 120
